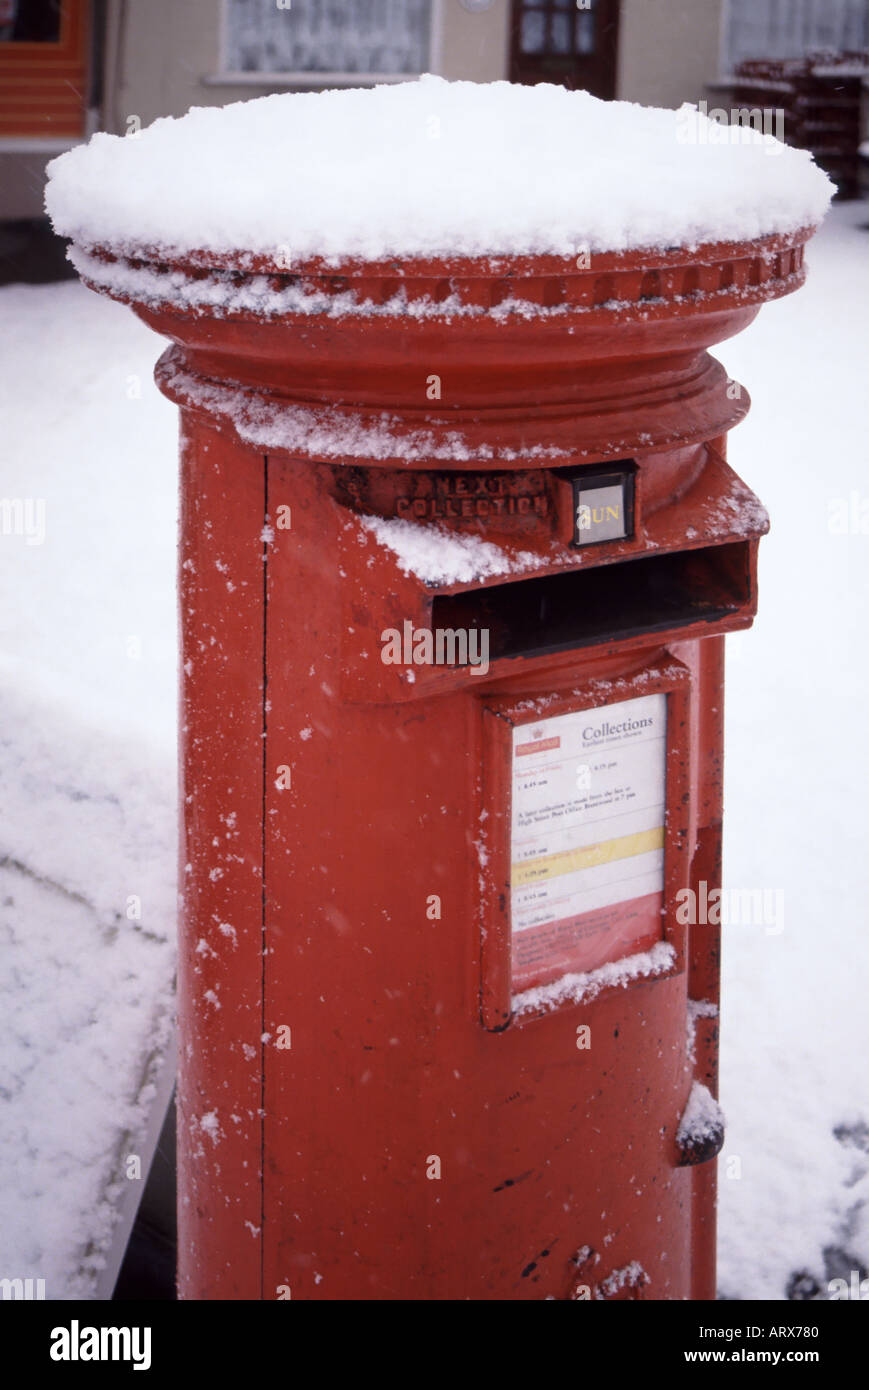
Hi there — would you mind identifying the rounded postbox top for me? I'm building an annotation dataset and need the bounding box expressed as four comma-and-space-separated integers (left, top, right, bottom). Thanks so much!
47, 75, 831, 268
46, 77, 833, 466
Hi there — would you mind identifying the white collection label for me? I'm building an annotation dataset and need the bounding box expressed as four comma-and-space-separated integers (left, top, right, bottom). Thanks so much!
510, 693, 667, 987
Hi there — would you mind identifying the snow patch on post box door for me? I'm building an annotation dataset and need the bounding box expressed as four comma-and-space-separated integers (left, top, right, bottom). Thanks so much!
512, 941, 676, 1019
359, 514, 548, 587
678, 1080, 726, 1148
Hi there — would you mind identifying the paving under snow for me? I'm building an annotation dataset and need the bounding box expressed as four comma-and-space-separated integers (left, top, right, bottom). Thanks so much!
45, 76, 833, 265
0, 199, 866, 1301
715, 198, 869, 1301
0, 282, 178, 1297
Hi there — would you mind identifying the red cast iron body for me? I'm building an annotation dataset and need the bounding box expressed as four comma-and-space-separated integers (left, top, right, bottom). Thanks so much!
77, 228, 815, 1300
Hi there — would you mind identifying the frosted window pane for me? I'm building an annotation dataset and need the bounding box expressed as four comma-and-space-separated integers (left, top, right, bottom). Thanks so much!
576, 12, 596, 55
725, 0, 869, 69
226, 0, 432, 75
521, 11, 546, 54
551, 14, 570, 54
0, 0, 61, 42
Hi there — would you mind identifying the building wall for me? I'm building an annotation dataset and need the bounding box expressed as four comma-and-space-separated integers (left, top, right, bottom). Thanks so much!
5, 0, 730, 222
0, 142, 79, 220
616, 0, 726, 108
108, 0, 726, 136
437, 1, 510, 84
106, 0, 225, 132
106, 0, 510, 135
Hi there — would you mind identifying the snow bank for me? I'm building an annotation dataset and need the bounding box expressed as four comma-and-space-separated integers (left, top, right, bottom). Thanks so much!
45, 76, 833, 265
716, 198, 869, 1300
0, 685, 176, 1298
0, 281, 177, 1296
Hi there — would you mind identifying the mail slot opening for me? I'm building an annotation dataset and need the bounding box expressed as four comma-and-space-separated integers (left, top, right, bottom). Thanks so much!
431, 541, 751, 663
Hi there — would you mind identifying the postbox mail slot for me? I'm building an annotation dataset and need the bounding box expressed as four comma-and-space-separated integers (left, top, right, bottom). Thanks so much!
431, 540, 751, 664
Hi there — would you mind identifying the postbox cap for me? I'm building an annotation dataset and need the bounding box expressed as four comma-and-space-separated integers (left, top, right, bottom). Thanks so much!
45, 78, 833, 469
46, 75, 833, 277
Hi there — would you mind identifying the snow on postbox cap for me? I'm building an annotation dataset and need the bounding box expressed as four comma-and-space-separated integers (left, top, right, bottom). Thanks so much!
45, 75, 834, 287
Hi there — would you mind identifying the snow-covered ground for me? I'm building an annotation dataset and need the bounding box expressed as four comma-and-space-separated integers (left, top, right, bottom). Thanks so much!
0, 198, 866, 1300
0, 282, 178, 1297
716, 197, 869, 1300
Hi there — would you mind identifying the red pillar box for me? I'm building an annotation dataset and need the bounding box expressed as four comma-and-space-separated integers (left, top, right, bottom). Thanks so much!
47, 80, 830, 1301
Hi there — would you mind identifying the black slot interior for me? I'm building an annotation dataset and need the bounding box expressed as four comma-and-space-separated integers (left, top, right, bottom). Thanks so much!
430, 542, 751, 663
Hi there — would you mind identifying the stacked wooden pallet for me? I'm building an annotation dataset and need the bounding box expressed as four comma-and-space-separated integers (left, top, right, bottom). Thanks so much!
726, 52, 869, 200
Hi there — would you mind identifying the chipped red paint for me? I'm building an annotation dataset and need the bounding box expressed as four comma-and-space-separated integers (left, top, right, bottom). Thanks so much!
75, 225, 816, 1300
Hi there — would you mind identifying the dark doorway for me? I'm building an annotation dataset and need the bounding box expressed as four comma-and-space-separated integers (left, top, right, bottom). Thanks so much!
510, 0, 621, 99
